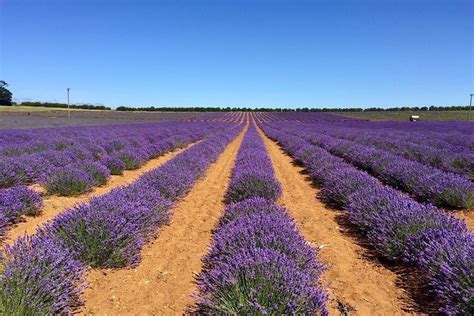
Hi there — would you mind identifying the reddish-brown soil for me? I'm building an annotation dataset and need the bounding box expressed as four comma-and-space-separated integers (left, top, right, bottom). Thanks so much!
4, 144, 196, 245
258, 127, 411, 315
80, 126, 247, 315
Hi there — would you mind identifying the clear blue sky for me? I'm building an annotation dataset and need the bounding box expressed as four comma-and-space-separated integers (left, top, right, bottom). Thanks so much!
1, 0, 472, 109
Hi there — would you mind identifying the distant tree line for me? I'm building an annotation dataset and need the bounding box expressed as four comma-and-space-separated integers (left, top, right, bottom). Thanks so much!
362, 106, 471, 112
0, 81, 13, 105
116, 105, 472, 112
20, 102, 111, 111
115, 106, 279, 112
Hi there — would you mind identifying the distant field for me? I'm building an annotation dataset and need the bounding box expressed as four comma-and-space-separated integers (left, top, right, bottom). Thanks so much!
0, 106, 204, 129
0, 105, 97, 112
335, 110, 472, 121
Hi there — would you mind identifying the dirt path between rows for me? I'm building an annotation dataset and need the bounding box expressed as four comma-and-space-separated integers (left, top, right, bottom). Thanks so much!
5, 144, 196, 246
81, 126, 247, 316
257, 127, 410, 315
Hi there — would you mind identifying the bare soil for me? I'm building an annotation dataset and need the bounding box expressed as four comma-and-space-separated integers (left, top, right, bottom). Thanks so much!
258, 127, 412, 315
4, 144, 195, 245
80, 126, 247, 315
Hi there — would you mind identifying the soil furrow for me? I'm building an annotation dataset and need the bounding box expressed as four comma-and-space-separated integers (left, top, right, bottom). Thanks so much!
5, 143, 196, 245
257, 126, 410, 315
80, 125, 247, 315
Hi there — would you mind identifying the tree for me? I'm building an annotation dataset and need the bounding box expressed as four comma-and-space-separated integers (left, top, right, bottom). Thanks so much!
0, 81, 13, 106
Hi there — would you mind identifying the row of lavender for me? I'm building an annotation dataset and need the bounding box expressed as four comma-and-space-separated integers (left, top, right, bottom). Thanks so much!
0, 122, 231, 240
0, 124, 242, 315
193, 122, 328, 314
0, 122, 228, 192
262, 112, 474, 146
0, 186, 43, 237
260, 122, 473, 314
303, 123, 473, 179
268, 122, 474, 210
258, 111, 465, 168
258, 112, 473, 167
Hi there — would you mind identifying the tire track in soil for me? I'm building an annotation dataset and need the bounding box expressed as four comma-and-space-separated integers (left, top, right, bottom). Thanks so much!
4, 143, 197, 245
80, 125, 248, 316
257, 126, 411, 316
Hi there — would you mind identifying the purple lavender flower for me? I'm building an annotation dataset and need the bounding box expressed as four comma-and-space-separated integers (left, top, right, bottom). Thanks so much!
0, 186, 43, 223
37, 124, 242, 269
0, 160, 23, 188
226, 172, 282, 203
218, 197, 285, 226
43, 189, 171, 268
194, 122, 328, 315
77, 161, 110, 186
195, 248, 328, 315
225, 124, 281, 203
204, 211, 324, 276
0, 121, 232, 194
320, 167, 377, 209
101, 156, 126, 175
44, 166, 94, 196
413, 230, 474, 314
0, 233, 85, 315
115, 149, 147, 170
269, 121, 474, 209
259, 120, 473, 314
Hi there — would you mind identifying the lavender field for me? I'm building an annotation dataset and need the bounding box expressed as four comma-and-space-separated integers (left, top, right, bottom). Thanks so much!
0, 107, 234, 129
0, 112, 472, 315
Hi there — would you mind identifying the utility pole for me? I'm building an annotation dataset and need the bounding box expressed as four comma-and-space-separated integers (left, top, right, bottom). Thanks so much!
67, 88, 71, 119
470, 93, 473, 122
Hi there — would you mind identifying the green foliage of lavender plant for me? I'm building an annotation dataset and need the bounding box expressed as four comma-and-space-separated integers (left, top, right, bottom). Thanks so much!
226, 173, 281, 203
79, 162, 110, 186
196, 249, 327, 315
102, 156, 125, 175
260, 120, 473, 314
195, 123, 327, 315
116, 152, 142, 170
0, 234, 85, 315
45, 168, 93, 196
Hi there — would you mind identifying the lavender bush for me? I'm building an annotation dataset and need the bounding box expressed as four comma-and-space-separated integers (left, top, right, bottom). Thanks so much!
101, 156, 126, 175
44, 125, 241, 268
260, 121, 473, 314
218, 197, 284, 226
115, 150, 146, 170
45, 186, 172, 268
44, 167, 94, 196
226, 172, 281, 203
0, 186, 43, 221
270, 121, 474, 209
0, 122, 231, 198
413, 230, 474, 314
288, 120, 473, 179
0, 234, 85, 315
78, 161, 110, 186
204, 211, 323, 275
319, 167, 377, 209
225, 124, 281, 203
0, 123, 243, 313
194, 122, 328, 315
0, 161, 21, 189
196, 248, 327, 315
0, 186, 43, 237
